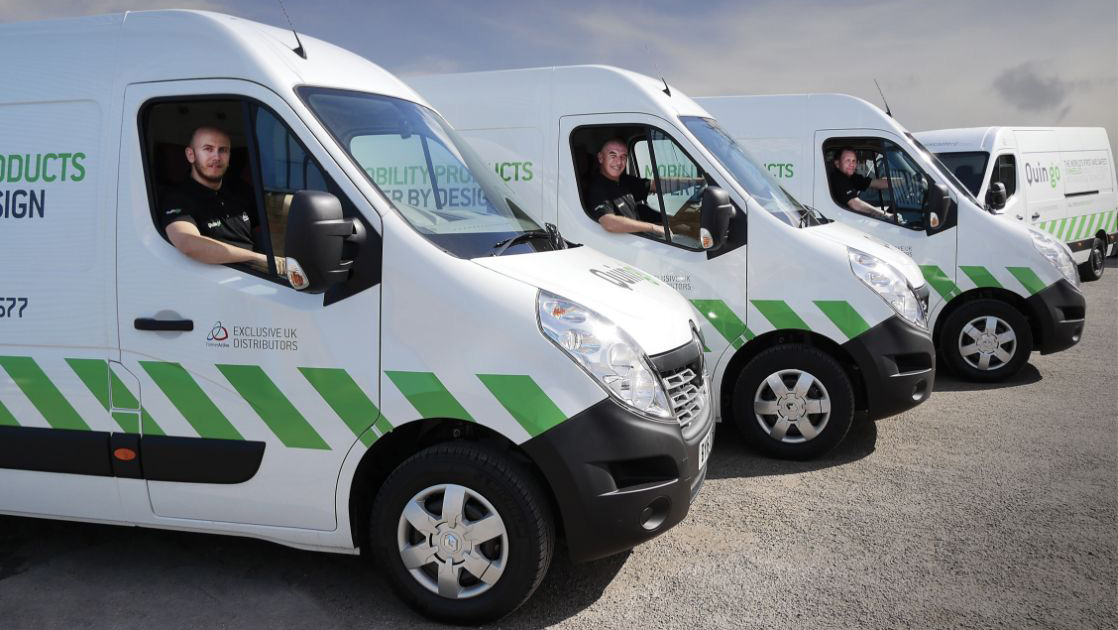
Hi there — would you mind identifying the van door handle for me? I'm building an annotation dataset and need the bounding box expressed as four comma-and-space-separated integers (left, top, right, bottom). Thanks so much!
1031, 212, 1041, 220
134, 318, 194, 332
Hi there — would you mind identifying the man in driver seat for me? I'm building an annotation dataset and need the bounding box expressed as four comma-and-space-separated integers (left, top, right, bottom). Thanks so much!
830, 147, 889, 218
585, 138, 667, 235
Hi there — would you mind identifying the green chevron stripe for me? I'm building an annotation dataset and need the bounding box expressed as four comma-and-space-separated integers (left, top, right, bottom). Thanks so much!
1007, 267, 1047, 296
0, 399, 18, 426
751, 300, 810, 331
300, 367, 381, 442
0, 356, 89, 430
691, 299, 753, 349
386, 371, 474, 421
65, 359, 165, 435
1075, 213, 1093, 240
920, 265, 961, 301
1046, 220, 1058, 234
373, 415, 393, 437
1055, 217, 1070, 240
814, 301, 871, 339
960, 266, 1004, 289
478, 374, 567, 438
217, 364, 330, 450
141, 361, 243, 440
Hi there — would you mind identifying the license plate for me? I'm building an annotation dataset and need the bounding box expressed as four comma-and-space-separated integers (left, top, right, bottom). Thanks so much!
697, 425, 714, 471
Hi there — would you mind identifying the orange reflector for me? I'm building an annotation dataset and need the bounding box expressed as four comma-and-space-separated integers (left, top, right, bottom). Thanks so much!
113, 447, 137, 461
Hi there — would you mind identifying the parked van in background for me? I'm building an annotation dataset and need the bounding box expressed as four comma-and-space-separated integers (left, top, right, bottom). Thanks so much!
413, 66, 937, 461
697, 94, 1087, 383
0, 13, 714, 623
914, 127, 1117, 281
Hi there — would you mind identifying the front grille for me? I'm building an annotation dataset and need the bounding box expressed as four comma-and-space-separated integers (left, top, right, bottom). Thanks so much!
663, 368, 705, 430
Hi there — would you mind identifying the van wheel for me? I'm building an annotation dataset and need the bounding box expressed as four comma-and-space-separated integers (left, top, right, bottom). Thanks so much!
939, 299, 1033, 382
1078, 237, 1106, 281
731, 345, 854, 460
370, 443, 554, 624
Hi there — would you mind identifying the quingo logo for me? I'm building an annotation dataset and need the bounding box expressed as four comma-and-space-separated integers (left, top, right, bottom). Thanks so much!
207, 321, 229, 342
589, 264, 659, 291
1025, 162, 1061, 189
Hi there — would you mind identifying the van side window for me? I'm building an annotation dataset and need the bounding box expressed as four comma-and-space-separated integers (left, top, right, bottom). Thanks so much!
823, 139, 932, 230
633, 129, 706, 249
990, 154, 1017, 198
142, 98, 359, 285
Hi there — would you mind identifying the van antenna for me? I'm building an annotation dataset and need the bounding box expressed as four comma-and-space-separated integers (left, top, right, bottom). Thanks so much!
874, 79, 892, 117
277, 0, 306, 59
644, 44, 671, 97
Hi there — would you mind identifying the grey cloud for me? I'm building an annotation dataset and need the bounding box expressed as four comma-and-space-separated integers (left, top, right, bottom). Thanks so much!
993, 62, 1072, 112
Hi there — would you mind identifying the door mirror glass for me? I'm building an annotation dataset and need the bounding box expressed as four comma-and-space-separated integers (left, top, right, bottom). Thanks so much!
925, 182, 951, 233
985, 182, 1007, 211
284, 191, 365, 293
699, 186, 732, 250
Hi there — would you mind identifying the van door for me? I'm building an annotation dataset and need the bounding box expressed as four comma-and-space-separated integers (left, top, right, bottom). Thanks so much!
557, 114, 747, 324
117, 80, 381, 531
0, 98, 126, 521
814, 130, 958, 316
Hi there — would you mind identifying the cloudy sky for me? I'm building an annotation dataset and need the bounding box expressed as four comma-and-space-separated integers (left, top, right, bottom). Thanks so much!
4, 0, 1116, 154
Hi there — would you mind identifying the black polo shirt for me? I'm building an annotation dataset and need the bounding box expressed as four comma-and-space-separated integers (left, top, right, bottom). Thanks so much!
585, 171, 656, 223
160, 178, 256, 251
829, 170, 873, 206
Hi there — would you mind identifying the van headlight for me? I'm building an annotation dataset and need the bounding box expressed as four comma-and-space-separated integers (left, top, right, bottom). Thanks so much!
1028, 228, 1079, 289
537, 291, 673, 421
848, 248, 927, 328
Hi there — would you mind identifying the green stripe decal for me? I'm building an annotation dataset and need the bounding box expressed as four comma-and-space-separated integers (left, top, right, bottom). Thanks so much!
217, 364, 330, 450
960, 266, 1004, 289
373, 415, 393, 437
65, 359, 164, 435
299, 367, 381, 439
1056, 218, 1070, 240
691, 299, 753, 349
752, 300, 810, 331
385, 371, 474, 421
920, 265, 961, 300
141, 361, 243, 440
1007, 267, 1047, 296
478, 374, 567, 438
814, 301, 871, 339
0, 356, 89, 430
0, 399, 18, 426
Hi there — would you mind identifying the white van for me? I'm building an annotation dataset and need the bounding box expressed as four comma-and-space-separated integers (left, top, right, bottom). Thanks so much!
0, 13, 714, 623
914, 127, 1117, 281
412, 66, 937, 461
696, 94, 1087, 382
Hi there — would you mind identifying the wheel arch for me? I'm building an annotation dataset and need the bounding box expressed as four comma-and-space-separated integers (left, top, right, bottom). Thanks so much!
346, 418, 562, 552
719, 328, 868, 422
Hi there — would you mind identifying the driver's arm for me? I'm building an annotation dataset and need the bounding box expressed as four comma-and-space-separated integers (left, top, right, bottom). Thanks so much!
598, 214, 665, 235
868, 178, 889, 190
846, 197, 887, 217
166, 221, 267, 266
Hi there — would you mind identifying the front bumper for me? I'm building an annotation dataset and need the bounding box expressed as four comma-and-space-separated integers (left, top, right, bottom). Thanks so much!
1026, 278, 1086, 354
842, 315, 936, 420
521, 396, 712, 564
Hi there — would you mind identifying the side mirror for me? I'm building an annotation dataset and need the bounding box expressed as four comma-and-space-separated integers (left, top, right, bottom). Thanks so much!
284, 191, 365, 293
985, 182, 1007, 211
699, 186, 733, 250
924, 183, 951, 232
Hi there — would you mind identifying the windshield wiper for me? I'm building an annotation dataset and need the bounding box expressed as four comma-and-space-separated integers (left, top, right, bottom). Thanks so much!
797, 205, 829, 228
491, 224, 567, 257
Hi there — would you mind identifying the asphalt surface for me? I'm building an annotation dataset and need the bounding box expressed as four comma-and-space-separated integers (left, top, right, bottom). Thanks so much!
1, 261, 1116, 630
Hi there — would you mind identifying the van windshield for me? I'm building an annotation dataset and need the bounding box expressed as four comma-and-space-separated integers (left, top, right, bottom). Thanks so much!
930, 151, 989, 196
681, 116, 810, 227
906, 133, 982, 207
299, 87, 550, 258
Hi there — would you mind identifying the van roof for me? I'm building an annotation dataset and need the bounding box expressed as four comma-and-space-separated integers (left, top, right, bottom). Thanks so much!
0, 10, 426, 108
698, 93, 912, 140
410, 65, 710, 128
916, 127, 1113, 155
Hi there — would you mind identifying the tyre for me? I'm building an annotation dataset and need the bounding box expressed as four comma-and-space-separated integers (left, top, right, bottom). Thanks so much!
731, 345, 854, 460
370, 443, 554, 624
939, 299, 1033, 382
1078, 237, 1106, 281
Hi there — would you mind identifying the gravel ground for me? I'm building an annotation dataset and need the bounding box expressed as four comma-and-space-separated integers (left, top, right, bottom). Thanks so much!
1, 261, 1115, 630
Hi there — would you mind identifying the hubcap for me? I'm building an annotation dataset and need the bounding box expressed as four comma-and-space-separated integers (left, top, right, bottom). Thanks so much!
753, 369, 831, 443
396, 483, 508, 600
958, 315, 1016, 371
1091, 247, 1104, 275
